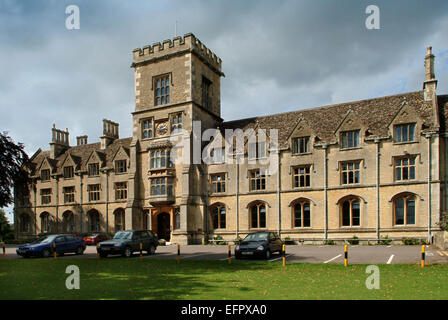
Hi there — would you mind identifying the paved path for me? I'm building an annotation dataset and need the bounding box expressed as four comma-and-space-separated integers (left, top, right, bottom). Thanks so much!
3, 244, 448, 265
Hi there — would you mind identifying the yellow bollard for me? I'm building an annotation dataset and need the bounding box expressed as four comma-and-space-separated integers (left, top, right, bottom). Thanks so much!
177, 244, 180, 264
96, 243, 100, 259
140, 242, 143, 261
421, 245, 425, 268
344, 245, 348, 267
53, 241, 57, 260
228, 244, 231, 264
282, 244, 286, 267
2, 242, 6, 261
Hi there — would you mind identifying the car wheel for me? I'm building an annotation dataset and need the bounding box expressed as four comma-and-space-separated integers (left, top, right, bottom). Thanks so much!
235, 254, 241, 260
42, 248, 51, 258
265, 249, 271, 260
123, 246, 132, 258
148, 244, 156, 255
76, 246, 84, 255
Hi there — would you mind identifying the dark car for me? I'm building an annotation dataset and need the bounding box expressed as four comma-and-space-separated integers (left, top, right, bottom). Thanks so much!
97, 230, 158, 258
234, 232, 283, 260
83, 233, 109, 245
16, 234, 86, 258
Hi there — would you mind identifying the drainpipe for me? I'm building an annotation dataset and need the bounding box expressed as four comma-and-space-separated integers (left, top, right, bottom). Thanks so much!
426, 133, 433, 243
276, 149, 281, 236
236, 154, 240, 239
79, 173, 83, 234
323, 144, 328, 240
55, 176, 59, 233
445, 134, 448, 215
33, 181, 37, 236
375, 139, 380, 242
105, 169, 109, 234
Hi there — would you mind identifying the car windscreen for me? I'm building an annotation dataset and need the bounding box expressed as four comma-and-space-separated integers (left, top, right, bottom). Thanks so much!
31, 236, 54, 244
243, 233, 269, 241
113, 231, 133, 240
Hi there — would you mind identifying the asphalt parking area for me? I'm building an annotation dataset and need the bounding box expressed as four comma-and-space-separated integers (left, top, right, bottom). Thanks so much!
4, 243, 448, 264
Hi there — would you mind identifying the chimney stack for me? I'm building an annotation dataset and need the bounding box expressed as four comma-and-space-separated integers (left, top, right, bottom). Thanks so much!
50, 124, 70, 158
423, 46, 437, 101
100, 119, 119, 149
76, 135, 88, 146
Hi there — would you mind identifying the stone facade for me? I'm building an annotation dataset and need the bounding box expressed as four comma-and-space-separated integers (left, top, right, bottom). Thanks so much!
14, 34, 448, 244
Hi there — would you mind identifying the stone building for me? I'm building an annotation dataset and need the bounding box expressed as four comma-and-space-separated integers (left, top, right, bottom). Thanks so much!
14, 34, 448, 244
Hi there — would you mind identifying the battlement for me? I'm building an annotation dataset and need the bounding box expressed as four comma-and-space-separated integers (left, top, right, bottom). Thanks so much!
132, 33, 222, 74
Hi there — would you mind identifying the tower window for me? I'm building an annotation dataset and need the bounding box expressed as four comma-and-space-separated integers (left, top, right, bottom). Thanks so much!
142, 119, 153, 139
202, 76, 212, 110
155, 75, 170, 106
171, 113, 182, 132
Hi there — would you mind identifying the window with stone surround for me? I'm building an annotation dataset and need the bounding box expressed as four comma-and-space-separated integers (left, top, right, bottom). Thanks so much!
63, 166, 74, 179
150, 149, 173, 169
41, 169, 50, 182
248, 141, 266, 160
293, 165, 311, 188
171, 113, 182, 132
249, 169, 266, 191
150, 177, 173, 196
40, 188, 52, 205
393, 194, 416, 225
292, 137, 310, 154
211, 173, 226, 193
115, 160, 127, 174
394, 123, 416, 143
394, 156, 416, 181
250, 202, 267, 229
340, 130, 360, 149
88, 184, 101, 201
155, 75, 170, 106
115, 182, 128, 200
88, 163, 99, 177
340, 161, 360, 185
341, 197, 361, 227
142, 119, 153, 139
210, 204, 226, 229
63, 186, 75, 204
293, 200, 311, 228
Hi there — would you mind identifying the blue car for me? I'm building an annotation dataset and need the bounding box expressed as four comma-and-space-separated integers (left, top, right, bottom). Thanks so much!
16, 234, 86, 258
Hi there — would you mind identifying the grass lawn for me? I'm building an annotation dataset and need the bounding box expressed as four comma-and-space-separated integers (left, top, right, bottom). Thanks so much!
0, 258, 447, 300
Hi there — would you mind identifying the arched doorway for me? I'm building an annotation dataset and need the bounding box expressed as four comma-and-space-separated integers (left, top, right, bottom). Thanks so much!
87, 209, 101, 233
114, 208, 125, 232
62, 211, 75, 233
157, 212, 171, 241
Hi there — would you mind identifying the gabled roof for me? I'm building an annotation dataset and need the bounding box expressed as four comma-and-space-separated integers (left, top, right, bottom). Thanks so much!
221, 91, 437, 148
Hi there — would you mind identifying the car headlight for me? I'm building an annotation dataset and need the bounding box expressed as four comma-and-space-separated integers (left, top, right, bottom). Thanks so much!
235, 245, 240, 251
256, 245, 264, 251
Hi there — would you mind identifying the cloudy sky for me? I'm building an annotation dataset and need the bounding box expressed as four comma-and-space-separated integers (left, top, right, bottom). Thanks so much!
1, 0, 448, 219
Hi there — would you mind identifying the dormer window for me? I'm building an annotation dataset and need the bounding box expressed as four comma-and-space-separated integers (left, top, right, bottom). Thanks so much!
211, 147, 225, 164
292, 137, 310, 154
63, 166, 74, 179
155, 75, 170, 106
394, 123, 415, 143
40, 169, 50, 181
88, 163, 100, 177
115, 160, 127, 174
248, 141, 266, 160
341, 130, 360, 149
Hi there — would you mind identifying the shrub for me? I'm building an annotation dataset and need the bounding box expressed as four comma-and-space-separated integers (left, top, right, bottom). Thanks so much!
233, 236, 243, 245
402, 238, 420, 245
348, 236, 359, 245
324, 240, 335, 245
284, 236, 296, 245
379, 235, 392, 245
211, 235, 226, 245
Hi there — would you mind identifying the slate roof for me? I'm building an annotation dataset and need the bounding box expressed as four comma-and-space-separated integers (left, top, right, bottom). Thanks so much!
221, 90, 438, 148
30, 138, 132, 175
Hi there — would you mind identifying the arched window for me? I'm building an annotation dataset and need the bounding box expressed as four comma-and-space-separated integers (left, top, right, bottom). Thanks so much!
62, 211, 75, 233
210, 204, 226, 229
250, 202, 266, 229
340, 197, 360, 227
40, 212, 53, 233
394, 194, 416, 225
20, 214, 31, 233
293, 200, 311, 228
88, 210, 100, 233
114, 209, 125, 232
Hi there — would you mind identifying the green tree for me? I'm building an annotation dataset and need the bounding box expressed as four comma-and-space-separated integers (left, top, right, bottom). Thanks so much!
0, 209, 13, 241
0, 132, 29, 208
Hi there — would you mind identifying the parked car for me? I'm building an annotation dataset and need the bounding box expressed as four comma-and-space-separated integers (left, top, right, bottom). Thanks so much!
83, 233, 109, 245
234, 232, 283, 260
97, 230, 158, 258
16, 234, 86, 258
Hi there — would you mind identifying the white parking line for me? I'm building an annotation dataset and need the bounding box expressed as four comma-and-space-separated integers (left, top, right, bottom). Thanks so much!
387, 254, 395, 264
183, 253, 214, 259
269, 254, 291, 262
324, 254, 342, 264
